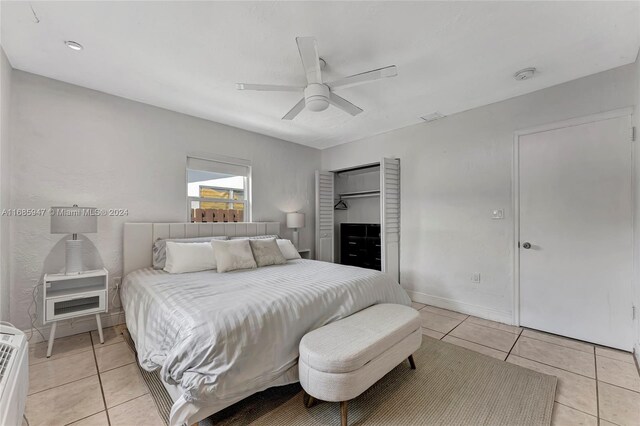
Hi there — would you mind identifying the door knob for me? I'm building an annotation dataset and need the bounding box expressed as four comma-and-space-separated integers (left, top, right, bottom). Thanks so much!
522, 242, 532, 249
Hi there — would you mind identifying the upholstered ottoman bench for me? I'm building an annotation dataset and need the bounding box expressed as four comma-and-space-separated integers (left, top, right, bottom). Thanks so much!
298, 303, 422, 426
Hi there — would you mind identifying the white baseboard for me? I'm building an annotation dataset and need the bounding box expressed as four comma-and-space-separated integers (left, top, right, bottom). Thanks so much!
23, 310, 126, 344
406, 290, 513, 325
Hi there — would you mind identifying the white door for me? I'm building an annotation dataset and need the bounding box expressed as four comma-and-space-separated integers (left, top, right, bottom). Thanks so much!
381, 158, 400, 282
315, 171, 334, 262
519, 115, 633, 350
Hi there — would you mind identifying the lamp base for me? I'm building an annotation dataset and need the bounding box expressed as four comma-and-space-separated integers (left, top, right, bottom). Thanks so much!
292, 229, 299, 249
65, 239, 84, 274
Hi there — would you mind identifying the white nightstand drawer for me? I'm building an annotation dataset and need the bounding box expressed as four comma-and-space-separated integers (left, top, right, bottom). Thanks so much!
45, 290, 106, 322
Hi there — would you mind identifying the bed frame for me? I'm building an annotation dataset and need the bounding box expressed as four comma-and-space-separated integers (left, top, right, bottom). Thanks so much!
122, 221, 284, 425
123, 221, 281, 276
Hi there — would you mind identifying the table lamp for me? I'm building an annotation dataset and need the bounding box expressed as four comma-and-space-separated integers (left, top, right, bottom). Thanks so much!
50, 205, 98, 274
286, 212, 305, 249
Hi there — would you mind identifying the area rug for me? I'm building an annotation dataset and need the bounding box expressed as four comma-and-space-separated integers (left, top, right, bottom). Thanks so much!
124, 329, 557, 425
250, 337, 557, 425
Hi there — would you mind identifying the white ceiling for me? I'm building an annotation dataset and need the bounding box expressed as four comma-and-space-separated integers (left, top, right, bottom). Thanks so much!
2, 1, 639, 149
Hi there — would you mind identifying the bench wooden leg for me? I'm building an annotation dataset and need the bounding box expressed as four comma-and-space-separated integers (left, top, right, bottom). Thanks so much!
341, 401, 348, 426
303, 392, 317, 408
408, 354, 416, 369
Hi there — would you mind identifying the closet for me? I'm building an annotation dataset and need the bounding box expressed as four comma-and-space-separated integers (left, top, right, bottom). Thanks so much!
315, 158, 400, 282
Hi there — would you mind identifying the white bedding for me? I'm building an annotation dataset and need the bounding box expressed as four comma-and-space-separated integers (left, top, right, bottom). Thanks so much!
121, 259, 411, 408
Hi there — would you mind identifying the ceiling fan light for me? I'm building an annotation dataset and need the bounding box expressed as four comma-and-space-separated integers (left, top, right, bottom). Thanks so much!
304, 84, 330, 112
306, 97, 329, 112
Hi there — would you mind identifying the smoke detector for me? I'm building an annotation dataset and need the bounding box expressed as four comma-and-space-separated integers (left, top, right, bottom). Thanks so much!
514, 67, 536, 81
420, 112, 446, 123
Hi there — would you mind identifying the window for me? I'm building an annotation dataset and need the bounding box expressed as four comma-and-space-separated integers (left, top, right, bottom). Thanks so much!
187, 156, 251, 223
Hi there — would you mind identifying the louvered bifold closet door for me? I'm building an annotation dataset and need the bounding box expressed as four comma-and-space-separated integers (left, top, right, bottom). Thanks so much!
315, 171, 335, 262
381, 158, 400, 282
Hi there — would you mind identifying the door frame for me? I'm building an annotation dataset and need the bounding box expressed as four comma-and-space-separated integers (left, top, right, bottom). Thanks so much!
511, 107, 635, 327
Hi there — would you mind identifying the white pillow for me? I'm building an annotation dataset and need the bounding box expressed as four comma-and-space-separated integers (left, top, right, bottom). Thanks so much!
277, 239, 301, 260
212, 239, 258, 273
164, 242, 216, 274
153, 236, 227, 269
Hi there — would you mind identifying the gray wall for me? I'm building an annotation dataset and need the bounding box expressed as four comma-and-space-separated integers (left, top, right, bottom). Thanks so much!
6, 57, 639, 341
0, 47, 12, 322
322, 64, 637, 323
634, 53, 640, 357
9, 70, 320, 330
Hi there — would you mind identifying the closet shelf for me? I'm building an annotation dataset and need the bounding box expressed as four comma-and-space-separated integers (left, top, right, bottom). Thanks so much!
339, 190, 380, 199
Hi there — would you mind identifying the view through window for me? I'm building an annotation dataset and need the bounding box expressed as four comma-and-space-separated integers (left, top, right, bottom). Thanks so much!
187, 157, 250, 223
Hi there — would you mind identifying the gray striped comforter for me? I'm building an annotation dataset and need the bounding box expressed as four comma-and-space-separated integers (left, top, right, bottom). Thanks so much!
121, 259, 411, 404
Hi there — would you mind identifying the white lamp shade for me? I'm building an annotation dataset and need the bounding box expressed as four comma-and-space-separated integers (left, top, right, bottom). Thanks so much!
50, 206, 98, 234
286, 212, 305, 229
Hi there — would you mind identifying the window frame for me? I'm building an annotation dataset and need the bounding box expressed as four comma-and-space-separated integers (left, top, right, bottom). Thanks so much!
186, 155, 252, 222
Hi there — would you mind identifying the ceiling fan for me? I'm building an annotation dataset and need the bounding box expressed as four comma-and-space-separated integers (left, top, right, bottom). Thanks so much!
236, 37, 397, 120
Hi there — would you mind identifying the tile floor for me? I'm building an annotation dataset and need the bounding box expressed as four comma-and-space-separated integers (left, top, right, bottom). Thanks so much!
24, 305, 640, 426
412, 301, 640, 426
24, 324, 163, 426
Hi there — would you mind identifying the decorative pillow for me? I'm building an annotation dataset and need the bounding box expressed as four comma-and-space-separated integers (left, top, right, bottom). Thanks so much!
230, 235, 279, 240
276, 239, 302, 260
164, 242, 216, 274
212, 239, 258, 273
153, 236, 228, 269
249, 238, 287, 267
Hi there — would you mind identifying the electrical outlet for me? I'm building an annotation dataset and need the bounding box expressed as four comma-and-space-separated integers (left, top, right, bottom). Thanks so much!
113, 277, 122, 289
491, 209, 504, 219
471, 273, 481, 283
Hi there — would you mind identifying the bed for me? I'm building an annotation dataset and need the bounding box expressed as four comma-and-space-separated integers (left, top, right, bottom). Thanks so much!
121, 222, 411, 426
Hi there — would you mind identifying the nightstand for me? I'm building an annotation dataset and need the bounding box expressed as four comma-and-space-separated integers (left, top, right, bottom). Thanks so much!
298, 249, 311, 259
43, 268, 108, 357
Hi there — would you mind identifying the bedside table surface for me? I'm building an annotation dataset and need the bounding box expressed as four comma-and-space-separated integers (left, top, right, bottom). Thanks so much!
45, 268, 108, 282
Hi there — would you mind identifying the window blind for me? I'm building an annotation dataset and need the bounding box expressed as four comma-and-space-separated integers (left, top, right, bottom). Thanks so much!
187, 157, 250, 177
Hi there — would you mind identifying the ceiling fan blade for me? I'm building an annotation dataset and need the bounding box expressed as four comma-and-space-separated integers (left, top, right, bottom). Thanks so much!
282, 98, 306, 120
327, 65, 397, 90
329, 93, 363, 116
296, 36, 322, 84
236, 83, 303, 92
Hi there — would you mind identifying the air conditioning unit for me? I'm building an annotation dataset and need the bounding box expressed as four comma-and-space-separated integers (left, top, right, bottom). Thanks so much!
0, 324, 28, 426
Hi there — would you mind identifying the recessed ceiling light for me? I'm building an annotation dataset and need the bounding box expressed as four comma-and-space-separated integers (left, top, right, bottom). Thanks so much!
64, 41, 83, 51
514, 67, 536, 81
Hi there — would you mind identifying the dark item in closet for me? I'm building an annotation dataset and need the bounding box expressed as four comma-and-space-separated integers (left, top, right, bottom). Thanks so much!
340, 223, 381, 271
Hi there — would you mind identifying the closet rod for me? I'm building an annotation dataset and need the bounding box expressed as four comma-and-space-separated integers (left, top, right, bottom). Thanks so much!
335, 163, 380, 176
339, 190, 380, 199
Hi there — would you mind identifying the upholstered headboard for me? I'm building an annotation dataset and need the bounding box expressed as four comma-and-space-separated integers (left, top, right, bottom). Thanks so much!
123, 222, 281, 275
